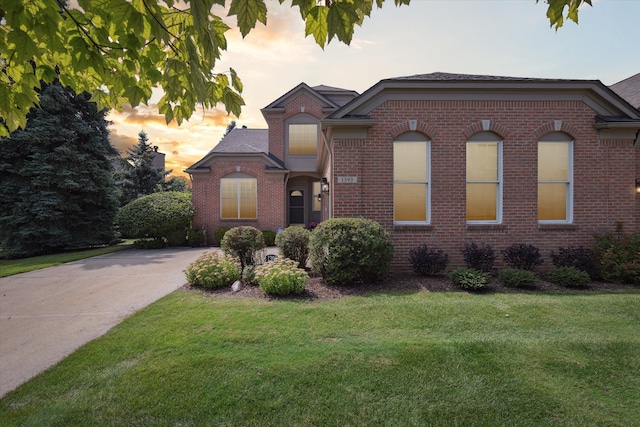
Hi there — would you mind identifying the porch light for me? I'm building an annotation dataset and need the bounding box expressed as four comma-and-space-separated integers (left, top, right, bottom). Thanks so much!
321, 177, 330, 194
317, 193, 322, 202
636, 179, 640, 194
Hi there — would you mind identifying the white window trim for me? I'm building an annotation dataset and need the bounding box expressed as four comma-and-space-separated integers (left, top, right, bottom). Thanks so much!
466, 141, 503, 225
393, 140, 431, 225
538, 141, 573, 224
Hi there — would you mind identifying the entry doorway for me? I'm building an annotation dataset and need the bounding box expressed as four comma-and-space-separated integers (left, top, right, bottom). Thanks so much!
289, 190, 304, 225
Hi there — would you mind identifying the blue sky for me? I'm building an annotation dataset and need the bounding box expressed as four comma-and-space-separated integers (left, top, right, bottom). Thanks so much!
107, 0, 640, 177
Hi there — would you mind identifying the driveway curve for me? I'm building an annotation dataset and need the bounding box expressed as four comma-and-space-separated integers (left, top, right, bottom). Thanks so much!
0, 247, 212, 397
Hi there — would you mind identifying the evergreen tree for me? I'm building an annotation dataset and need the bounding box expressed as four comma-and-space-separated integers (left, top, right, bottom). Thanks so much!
0, 81, 118, 258
115, 131, 165, 206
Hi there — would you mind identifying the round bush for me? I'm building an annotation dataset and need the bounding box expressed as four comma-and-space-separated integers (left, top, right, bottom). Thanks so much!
308, 218, 393, 286
499, 268, 539, 288
185, 252, 241, 289
546, 267, 591, 288
116, 192, 194, 239
213, 227, 230, 246
221, 226, 265, 268
262, 230, 277, 246
187, 227, 206, 247
255, 258, 308, 295
501, 243, 543, 271
461, 242, 496, 273
409, 244, 449, 276
275, 226, 311, 268
449, 268, 490, 290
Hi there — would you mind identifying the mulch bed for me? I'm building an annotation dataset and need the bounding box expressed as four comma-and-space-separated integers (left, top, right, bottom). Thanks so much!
180, 274, 638, 302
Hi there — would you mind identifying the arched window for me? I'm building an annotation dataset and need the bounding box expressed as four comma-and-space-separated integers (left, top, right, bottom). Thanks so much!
394, 132, 430, 224
466, 132, 502, 223
220, 173, 257, 219
538, 132, 573, 223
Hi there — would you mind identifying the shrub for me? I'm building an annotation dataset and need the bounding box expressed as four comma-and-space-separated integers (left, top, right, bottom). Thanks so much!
185, 252, 241, 289
187, 227, 206, 247
262, 230, 277, 246
551, 246, 596, 278
546, 267, 591, 288
221, 226, 265, 269
166, 228, 187, 247
309, 218, 393, 286
116, 192, 194, 239
275, 226, 311, 268
595, 232, 640, 284
501, 243, 543, 271
134, 238, 166, 249
499, 269, 539, 288
213, 227, 230, 247
449, 268, 490, 290
461, 242, 496, 273
408, 244, 449, 276
242, 265, 256, 285
255, 258, 308, 295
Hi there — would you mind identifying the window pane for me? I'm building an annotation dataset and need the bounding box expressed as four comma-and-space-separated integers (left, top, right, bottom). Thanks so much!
467, 142, 498, 181
289, 124, 317, 155
313, 181, 321, 211
220, 177, 256, 219
394, 141, 427, 181
539, 142, 569, 181
538, 183, 567, 221
220, 178, 238, 219
466, 183, 497, 221
394, 183, 427, 222
239, 179, 257, 219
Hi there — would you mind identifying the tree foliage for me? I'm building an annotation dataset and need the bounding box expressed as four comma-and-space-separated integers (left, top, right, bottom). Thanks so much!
0, 81, 118, 258
0, 0, 592, 136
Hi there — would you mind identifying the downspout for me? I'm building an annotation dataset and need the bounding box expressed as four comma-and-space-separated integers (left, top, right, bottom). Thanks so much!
283, 172, 290, 228
321, 129, 332, 219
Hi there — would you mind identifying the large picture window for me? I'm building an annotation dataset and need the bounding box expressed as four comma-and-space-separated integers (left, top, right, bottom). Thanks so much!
466, 133, 502, 223
394, 134, 430, 224
220, 176, 257, 219
289, 124, 317, 155
538, 133, 572, 222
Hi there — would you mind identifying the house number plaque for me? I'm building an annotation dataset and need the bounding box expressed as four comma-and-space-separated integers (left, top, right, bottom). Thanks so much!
337, 176, 358, 183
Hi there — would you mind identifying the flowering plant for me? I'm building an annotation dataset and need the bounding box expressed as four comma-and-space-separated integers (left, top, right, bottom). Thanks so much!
255, 257, 308, 295
185, 252, 241, 289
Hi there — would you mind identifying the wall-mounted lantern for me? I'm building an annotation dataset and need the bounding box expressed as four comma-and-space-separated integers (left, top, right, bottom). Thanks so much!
321, 177, 329, 194
636, 179, 640, 194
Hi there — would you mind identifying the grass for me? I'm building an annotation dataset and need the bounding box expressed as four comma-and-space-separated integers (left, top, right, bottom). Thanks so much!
0, 242, 134, 277
1, 289, 639, 426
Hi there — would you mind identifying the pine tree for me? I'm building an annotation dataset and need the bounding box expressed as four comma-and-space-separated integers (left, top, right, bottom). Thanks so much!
0, 81, 118, 258
115, 130, 166, 206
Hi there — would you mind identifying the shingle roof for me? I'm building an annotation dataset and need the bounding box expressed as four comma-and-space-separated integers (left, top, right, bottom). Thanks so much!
212, 128, 268, 154
610, 73, 640, 109
392, 72, 559, 82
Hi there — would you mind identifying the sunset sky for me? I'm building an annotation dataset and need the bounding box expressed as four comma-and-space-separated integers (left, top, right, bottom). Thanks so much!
106, 0, 640, 179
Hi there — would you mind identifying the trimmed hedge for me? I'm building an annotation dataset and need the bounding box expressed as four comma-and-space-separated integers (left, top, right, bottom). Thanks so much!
116, 192, 194, 239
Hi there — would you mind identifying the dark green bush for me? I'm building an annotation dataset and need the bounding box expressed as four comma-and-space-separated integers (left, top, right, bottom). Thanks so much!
501, 243, 543, 271
166, 228, 187, 247
213, 227, 230, 246
408, 244, 449, 276
116, 192, 194, 239
242, 265, 256, 285
275, 226, 311, 268
461, 242, 496, 273
499, 268, 539, 288
187, 227, 206, 247
449, 268, 490, 290
595, 232, 640, 284
551, 246, 596, 278
546, 267, 591, 288
262, 230, 277, 246
134, 238, 166, 249
255, 258, 308, 295
221, 226, 265, 269
185, 253, 241, 289
309, 218, 393, 286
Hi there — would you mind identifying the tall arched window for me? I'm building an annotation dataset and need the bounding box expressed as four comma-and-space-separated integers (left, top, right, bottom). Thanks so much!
394, 132, 430, 224
466, 132, 502, 223
538, 132, 573, 223
220, 173, 257, 219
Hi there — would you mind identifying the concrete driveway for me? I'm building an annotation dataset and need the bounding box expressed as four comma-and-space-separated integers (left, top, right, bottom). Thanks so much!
0, 247, 212, 398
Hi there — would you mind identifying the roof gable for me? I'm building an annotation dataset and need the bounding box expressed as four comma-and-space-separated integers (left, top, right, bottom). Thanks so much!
262, 83, 343, 112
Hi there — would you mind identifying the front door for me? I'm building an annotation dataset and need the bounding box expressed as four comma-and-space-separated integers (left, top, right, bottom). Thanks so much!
289, 190, 304, 225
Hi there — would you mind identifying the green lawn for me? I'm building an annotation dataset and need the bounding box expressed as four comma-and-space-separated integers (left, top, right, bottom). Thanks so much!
1, 289, 639, 426
0, 243, 134, 277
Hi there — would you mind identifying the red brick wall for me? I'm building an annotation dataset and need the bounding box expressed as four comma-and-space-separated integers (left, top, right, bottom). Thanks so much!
331, 99, 639, 272
191, 159, 286, 243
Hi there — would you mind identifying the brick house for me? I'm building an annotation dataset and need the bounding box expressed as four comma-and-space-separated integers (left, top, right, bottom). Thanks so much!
187, 72, 640, 271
